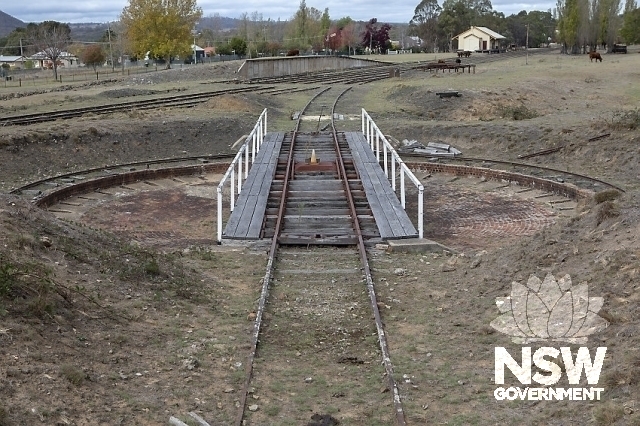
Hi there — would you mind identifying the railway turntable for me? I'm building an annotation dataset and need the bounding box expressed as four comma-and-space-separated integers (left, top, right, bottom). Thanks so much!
221, 129, 419, 244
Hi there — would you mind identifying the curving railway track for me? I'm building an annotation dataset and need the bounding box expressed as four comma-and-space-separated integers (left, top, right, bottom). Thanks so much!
403, 154, 625, 193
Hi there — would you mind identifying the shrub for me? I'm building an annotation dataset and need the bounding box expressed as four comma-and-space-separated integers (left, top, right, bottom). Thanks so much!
607, 108, 640, 130
60, 364, 87, 385
500, 105, 538, 120
592, 401, 624, 425
596, 201, 619, 224
593, 189, 621, 204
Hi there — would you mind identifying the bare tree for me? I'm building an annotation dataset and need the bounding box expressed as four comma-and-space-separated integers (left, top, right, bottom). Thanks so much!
27, 21, 71, 81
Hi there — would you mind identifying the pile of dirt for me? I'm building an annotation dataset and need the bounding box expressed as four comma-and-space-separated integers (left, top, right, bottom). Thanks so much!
201, 94, 258, 113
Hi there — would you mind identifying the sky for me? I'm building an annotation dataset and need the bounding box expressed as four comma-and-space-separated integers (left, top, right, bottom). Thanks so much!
2, 0, 556, 26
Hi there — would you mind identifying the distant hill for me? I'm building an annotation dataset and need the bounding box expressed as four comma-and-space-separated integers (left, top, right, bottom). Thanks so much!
0, 10, 25, 37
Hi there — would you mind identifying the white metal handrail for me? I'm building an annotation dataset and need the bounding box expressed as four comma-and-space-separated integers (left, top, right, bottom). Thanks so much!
217, 108, 268, 242
361, 109, 424, 238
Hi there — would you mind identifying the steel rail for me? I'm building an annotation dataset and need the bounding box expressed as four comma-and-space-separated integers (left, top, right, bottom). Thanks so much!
404, 154, 625, 193
0, 86, 270, 126
234, 86, 331, 426
9, 154, 236, 194
330, 90, 407, 425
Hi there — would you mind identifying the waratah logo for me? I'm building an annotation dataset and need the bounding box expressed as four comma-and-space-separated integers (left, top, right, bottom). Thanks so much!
490, 274, 609, 344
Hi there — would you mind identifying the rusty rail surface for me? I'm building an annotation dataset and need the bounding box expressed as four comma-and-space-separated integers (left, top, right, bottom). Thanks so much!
329, 92, 407, 424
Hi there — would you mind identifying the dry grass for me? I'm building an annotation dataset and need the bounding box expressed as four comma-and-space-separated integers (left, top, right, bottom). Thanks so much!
596, 200, 620, 224
592, 401, 625, 425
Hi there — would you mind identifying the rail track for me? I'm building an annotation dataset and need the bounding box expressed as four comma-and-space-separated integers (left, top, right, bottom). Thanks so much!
234, 86, 406, 425
1, 49, 555, 128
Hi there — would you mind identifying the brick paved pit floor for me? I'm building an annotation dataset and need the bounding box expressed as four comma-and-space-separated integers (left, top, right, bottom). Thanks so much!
49, 172, 575, 252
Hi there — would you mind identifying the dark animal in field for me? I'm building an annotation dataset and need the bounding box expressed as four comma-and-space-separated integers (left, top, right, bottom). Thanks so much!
455, 58, 461, 64
457, 51, 463, 57
588, 51, 602, 62
286, 49, 300, 56
464, 51, 471, 57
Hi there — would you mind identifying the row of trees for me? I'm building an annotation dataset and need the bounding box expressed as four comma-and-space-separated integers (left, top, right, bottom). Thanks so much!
409, 0, 640, 53
3, 0, 639, 78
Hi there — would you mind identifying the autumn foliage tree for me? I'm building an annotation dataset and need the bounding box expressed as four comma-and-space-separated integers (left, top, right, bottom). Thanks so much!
362, 18, 392, 53
81, 44, 106, 71
120, 0, 202, 69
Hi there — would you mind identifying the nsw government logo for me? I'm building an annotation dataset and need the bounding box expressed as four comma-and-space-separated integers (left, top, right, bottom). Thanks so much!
490, 273, 609, 401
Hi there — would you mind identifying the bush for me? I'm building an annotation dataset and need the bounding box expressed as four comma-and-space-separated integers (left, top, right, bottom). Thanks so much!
593, 189, 621, 204
607, 108, 640, 130
60, 364, 87, 385
596, 201, 619, 224
500, 105, 538, 120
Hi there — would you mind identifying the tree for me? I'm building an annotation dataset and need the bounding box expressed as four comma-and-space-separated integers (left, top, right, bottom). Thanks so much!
557, 0, 580, 52
229, 36, 247, 56
27, 21, 71, 80
362, 18, 392, 53
410, 0, 442, 52
120, 0, 202, 69
620, 5, 640, 43
285, 0, 325, 52
82, 44, 106, 71
1, 27, 28, 56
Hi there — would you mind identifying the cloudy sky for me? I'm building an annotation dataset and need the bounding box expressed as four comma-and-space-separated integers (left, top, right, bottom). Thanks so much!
3, 0, 556, 25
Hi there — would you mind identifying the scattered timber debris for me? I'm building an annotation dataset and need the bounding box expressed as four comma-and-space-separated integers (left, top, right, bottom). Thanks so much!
398, 140, 462, 157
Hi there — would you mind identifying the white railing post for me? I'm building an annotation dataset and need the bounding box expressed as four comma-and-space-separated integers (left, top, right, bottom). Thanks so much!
217, 187, 223, 242
264, 109, 268, 136
383, 143, 388, 178
418, 185, 424, 239
238, 155, 243, 195
400, 169, 406, 208
375, 131, 380, 162
244, 145, 249, 179
252, 133, 256, 163
230, 167, 235, 211
391, 155, 396, 191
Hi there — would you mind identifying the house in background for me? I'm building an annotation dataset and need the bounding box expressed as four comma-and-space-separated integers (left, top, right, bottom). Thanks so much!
452, 26, 506, 52
0, 55, 26, 69
29, 51, 80, 69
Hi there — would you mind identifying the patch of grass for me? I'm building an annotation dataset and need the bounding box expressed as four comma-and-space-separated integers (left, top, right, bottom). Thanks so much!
500, 105, 539, 120
0, 405, 8, 426
144, 259, 161, 276
596, 201, 619, 225
606, 108, 640, 130
592, 401, 624, 425
60, 364, 87, 385
265, 404, 281, 416
593, 189, 621, 204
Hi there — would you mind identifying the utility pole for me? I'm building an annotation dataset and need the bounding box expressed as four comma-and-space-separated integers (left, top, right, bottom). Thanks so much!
108, 24, 114, 71
525, 24, 529, 65
19, 38, 23, 57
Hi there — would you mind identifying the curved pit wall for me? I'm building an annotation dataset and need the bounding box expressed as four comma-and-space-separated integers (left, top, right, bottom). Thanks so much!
408, 162, 593, 200
35, 163, 229, 208
236, 56, 385, 80
33, 160, 593, 210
